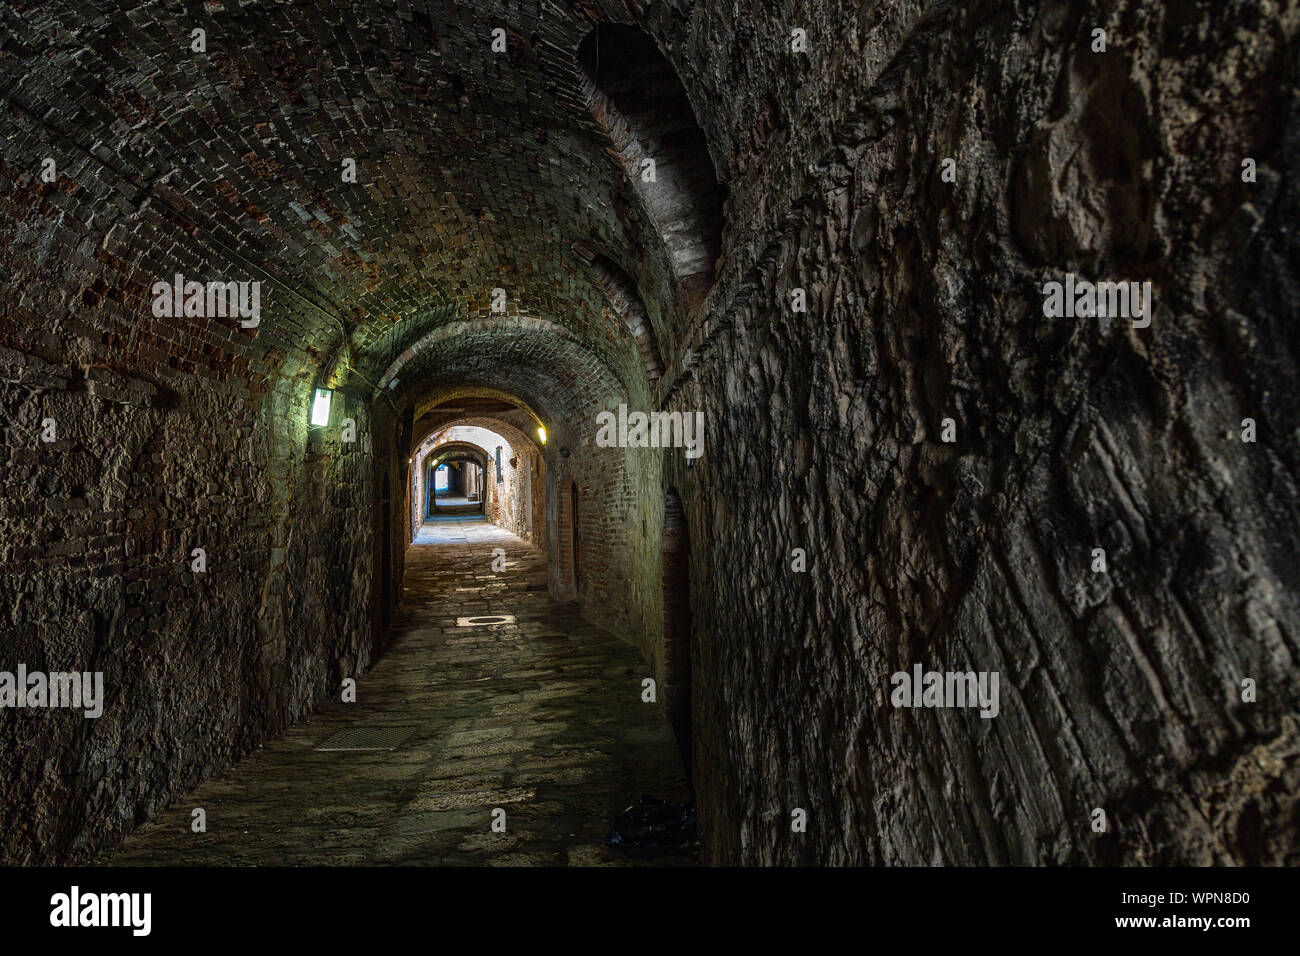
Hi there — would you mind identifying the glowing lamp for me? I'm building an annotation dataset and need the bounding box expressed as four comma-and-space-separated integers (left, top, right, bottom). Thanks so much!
310, 388, 332, 427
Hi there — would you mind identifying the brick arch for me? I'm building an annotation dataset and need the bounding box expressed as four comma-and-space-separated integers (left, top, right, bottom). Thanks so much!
576, 22, 726, 312
413, 438, 488, 528
384, 323, 639, 439
409, 405, 549, 548
410, 410, 541, 463
585, 252, 664, 387
372, 312, 603, 394
390, 333, 646, 632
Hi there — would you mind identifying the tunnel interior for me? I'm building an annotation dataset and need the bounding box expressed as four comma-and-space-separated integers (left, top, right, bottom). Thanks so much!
1, 0, 1298, 869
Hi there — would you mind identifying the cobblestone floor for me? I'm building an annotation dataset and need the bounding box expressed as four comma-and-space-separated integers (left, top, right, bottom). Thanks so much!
107, 518, 694, 866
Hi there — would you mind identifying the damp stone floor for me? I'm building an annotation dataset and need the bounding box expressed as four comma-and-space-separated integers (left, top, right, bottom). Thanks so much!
106, 517, 694, 866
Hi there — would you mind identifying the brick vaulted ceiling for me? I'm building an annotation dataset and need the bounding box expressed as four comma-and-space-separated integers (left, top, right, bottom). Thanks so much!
0, 0, 744, 438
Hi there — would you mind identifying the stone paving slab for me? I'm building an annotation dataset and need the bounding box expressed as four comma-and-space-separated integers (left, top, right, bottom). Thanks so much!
106, 519, 694, 866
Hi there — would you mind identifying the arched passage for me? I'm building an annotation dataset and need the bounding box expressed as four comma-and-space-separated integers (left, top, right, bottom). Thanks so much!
378, 324, 657, 644
412, 439, 486, 530
4, 0, 1295, 879
409, 410, 547, 549
430, 456, 485, 514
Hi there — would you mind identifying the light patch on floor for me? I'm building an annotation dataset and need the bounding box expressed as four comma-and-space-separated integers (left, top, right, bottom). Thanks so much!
314, 726, 418, 752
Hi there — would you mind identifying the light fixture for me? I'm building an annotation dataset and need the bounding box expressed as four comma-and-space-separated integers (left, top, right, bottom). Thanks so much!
537, 426, 547, 443
310, 387, 332, 427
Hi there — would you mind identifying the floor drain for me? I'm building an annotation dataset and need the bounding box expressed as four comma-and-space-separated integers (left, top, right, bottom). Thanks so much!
456, 614, 517, 626
314, 726, 416, 752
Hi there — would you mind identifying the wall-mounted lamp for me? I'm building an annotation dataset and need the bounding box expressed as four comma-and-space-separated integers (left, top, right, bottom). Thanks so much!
537, 426, 547, 444
310, 388, 332, 427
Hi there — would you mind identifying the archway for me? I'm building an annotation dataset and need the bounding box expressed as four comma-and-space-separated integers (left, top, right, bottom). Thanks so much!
428, 455, 486, 516
576, 23, 725, 310
409, 422, 531, 537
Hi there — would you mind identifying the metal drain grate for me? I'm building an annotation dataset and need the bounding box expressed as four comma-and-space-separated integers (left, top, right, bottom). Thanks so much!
456, 614, 517, 626
314, 725, 417, 752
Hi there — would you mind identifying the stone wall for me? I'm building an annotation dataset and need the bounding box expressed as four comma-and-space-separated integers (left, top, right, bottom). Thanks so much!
0, 90, 389, 863
0, 344, 383, 863
655, 0, 1300, 864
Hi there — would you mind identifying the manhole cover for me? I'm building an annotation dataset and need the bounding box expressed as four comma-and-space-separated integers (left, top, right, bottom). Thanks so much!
314, 725, 417, 752
456, 614, 517, 626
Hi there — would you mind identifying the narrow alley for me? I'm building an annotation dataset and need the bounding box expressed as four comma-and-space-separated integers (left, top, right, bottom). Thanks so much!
108, 519, 692, 866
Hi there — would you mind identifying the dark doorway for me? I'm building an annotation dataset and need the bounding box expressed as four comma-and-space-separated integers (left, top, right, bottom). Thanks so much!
570, 481, 581, 592
380, 472, 392, 627
662, 489, 692, 782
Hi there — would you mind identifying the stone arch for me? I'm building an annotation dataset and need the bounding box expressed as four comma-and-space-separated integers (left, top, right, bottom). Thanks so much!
577, 23, 726, 311
411, 407, 547, 548
585, 252, 664, 387
421, 440, 489, 520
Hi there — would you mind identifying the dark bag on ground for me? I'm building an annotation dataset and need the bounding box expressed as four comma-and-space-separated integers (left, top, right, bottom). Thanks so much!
606, 795, 696, 848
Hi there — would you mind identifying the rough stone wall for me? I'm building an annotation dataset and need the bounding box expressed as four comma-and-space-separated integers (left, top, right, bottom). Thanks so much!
370, 400, 405, 638
491, 439, 543, 545
0, 349, 382, 864
0, 132, 386, 867
664, 0, 1300, 864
